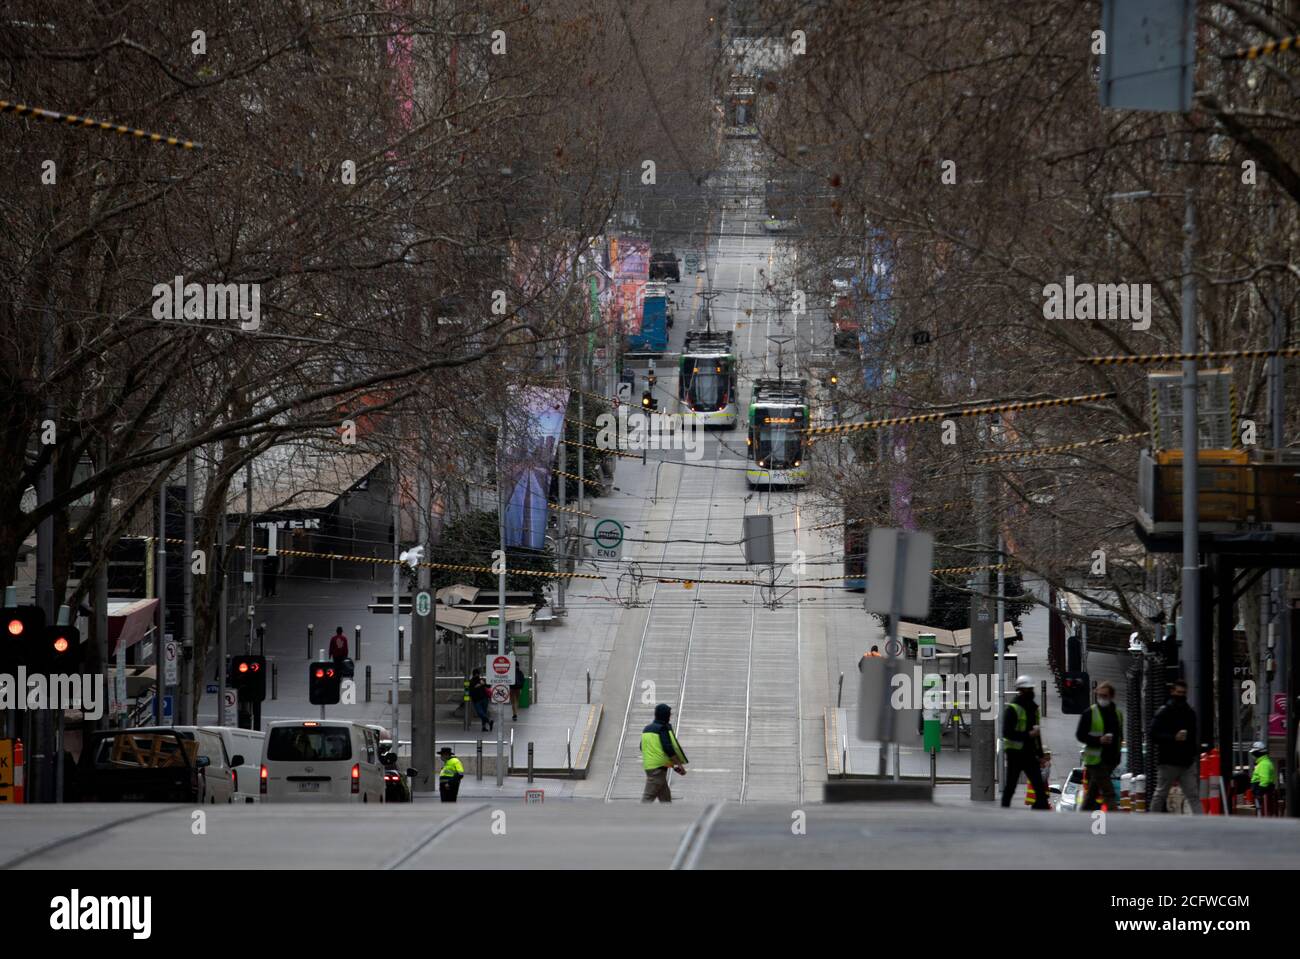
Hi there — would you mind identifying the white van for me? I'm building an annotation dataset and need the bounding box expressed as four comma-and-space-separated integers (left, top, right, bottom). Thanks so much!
200, 726, 265, 803
164, 726, 237, 804
260, 720, 386, 803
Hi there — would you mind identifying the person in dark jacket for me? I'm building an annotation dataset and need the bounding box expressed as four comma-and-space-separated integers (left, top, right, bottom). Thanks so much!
1001, 675, 1049, 809
1149, 679, 1202, 814
468, 668, 494, 732
1076, 680, 1123, 811
510, 662, 525, 721
639, 703, 688, 802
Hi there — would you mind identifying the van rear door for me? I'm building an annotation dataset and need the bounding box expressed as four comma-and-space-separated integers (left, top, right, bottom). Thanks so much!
265, 724, 355, 800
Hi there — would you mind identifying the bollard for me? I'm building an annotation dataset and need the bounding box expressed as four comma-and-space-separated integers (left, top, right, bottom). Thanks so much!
528, 742, 535, 784
365, 665, 372, 703
476, 740, 483, 781
837, 671, 844, 708
1120, 772, 1132, 812
929, 750, 936, 787
354, 625, 362, 661
1134, 774, 1146, 812
463, 678, 470, 730
1041, 680, 1048, 717
398, 626, 405, 662
532, 670, 538, 704
272, 661, 278, 700
586, 670, 591, 704
307, 624, 314, 660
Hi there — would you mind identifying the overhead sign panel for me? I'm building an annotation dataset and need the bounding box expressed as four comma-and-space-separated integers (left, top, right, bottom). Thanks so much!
1099, 0, 1197, 113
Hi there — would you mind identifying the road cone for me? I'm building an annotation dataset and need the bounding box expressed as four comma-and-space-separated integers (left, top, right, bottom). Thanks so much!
1025, 779, 1036, 806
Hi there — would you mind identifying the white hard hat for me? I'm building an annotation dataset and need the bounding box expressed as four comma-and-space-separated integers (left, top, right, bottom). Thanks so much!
1251, 741, 1267, 753
1014, 675, 1035, 689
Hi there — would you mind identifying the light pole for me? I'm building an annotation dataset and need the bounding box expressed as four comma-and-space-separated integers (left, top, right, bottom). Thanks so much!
1106, 188, 1201, 731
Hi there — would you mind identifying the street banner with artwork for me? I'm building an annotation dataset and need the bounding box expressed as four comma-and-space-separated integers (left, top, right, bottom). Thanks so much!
609, 235, 649, 335
501, 387, 570, 551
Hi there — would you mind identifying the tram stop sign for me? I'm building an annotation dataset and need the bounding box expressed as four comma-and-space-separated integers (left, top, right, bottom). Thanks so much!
593, 518, 624, 562
415, 591, 432, 617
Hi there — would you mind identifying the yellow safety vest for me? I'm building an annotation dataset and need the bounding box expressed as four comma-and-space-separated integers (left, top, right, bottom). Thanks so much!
1003, 703, 1027, 750
1251, 755, 1277, 788
1083, 704, 1122, 765
439, 756, 464, 779
641, 728, 686, 771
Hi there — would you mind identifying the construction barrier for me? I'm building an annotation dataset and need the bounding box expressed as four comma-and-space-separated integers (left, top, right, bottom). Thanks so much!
1133, 774, 1146, 811
1120, 772, 1132, 812
14, 739, 23, 804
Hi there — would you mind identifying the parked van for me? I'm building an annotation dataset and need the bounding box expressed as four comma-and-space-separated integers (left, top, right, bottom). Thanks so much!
260, 720, 386, 803
200, 726, 265, 803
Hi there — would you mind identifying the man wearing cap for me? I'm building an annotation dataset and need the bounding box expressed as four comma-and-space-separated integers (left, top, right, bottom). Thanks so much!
1001, 675, 1050, 809
438, 746, 465, 803
640, 703, 688, 803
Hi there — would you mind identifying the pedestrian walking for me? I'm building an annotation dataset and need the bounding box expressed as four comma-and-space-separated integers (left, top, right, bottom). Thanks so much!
438, 747, 464, 802
639, 703, 688, 803
1001, 675, 1050, 809
1076, 680, 1122, 811
1249, 741, 1277, 816
510, 662, 524, 721
328, 626, 348, 663
469, 668, 494, 732
1150, 679, 1202, 814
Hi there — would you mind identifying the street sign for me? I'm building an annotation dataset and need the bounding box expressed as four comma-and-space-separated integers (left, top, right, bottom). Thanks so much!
164, 638, 178, 686
742, 514, 775, 566
415, 591, 432, 617
525, 788, 545, 804
616, 382, 632, 404
487, 653, 515, 685
491, 684, 511, 705
222, 689, 237, 725
206, 683, 218, 694
918, 633, 936, 660
592, 518, 625, 562
163, 695, 174, 722
865, 528, 934, 619
912, 330, 931, 346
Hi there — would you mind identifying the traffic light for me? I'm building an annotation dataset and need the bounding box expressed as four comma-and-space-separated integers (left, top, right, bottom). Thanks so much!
1, 605, 46, 672
231, 654, 267, 702
829, 373, 839, 386
309, 661, 341, 705
641, 390, 657, 411
37, 623, 81, 672
1061, 670, 1090, 714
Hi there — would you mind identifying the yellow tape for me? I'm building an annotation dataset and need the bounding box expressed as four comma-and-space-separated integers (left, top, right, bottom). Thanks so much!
804, 392, 1115, 437
970, 431, 1148, 464
1081, 347, 1300, 366
0, 100, 202, 149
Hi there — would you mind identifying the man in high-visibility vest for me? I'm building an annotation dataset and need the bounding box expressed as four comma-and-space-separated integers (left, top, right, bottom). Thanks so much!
438, 746, 465, 803
640, 703, 688, 803
857, 645, 883, 673
1076, 680, 1123, 811
1001, 675, 1050, 809
1249, 742, 1277, 816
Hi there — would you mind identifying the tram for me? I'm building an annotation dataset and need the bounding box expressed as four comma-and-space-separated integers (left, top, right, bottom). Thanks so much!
746, 377, 810, 488
678, 330, 739, 427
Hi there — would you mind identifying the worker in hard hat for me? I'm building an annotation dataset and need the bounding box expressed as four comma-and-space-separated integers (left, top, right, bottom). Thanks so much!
1001, 675, 1050, 809
1249, 742, 1277, 817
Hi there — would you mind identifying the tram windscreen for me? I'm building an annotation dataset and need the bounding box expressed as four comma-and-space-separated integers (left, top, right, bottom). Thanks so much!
755, 416, 802, 469
687, 371, 727, 412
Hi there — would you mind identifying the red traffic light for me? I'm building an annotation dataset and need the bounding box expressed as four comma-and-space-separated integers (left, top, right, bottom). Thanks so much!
7, 618, 24, 636
52, 636, 69, 654
314, 667, 325, 679
238, 661, 250, 674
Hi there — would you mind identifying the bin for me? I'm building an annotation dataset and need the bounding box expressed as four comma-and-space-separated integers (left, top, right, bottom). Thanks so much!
518, 677, 531, 710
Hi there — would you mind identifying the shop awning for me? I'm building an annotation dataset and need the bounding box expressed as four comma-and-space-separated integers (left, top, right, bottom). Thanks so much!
107, 599, 160, 657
